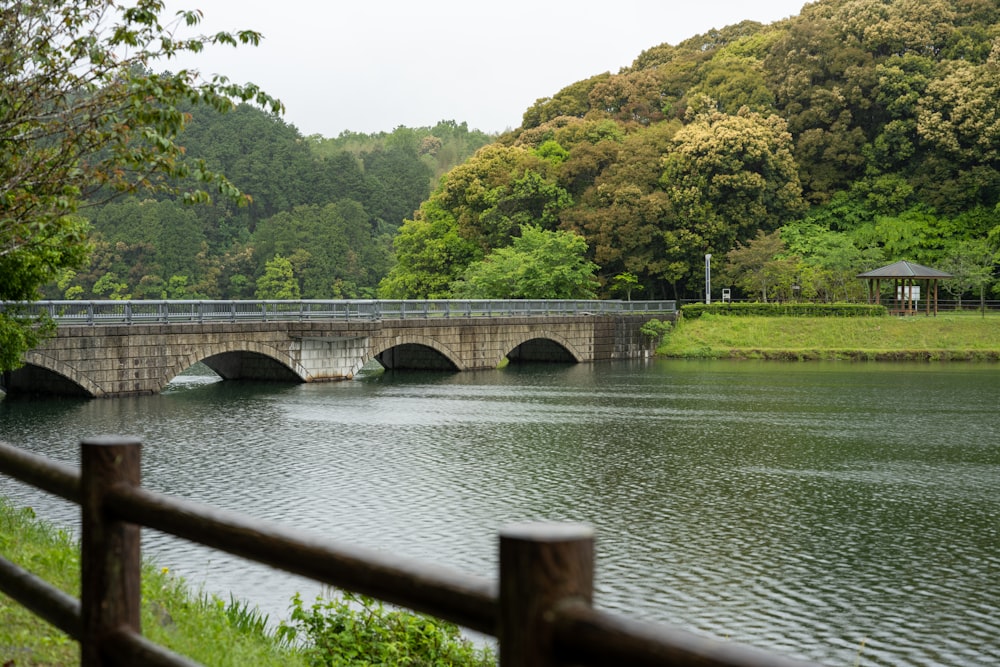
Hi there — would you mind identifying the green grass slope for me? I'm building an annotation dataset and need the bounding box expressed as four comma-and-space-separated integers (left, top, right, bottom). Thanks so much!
0, 498, 307, 667
658, 312, 1000, 361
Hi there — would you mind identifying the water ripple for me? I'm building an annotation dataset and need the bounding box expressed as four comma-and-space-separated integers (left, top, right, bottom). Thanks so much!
2, 361, 999, 666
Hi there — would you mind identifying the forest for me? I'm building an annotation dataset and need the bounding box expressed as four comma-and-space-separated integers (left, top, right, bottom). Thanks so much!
53, 0, 1000, 303
48, 114, 493, 300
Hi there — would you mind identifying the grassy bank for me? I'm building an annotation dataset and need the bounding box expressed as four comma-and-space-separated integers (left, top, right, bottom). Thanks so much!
0, 497, 496, 666
0, 497, 307, 666
658, 312, 1000, 360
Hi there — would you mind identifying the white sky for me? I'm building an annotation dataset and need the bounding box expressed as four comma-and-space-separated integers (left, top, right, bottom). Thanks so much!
160, 1, 809, 138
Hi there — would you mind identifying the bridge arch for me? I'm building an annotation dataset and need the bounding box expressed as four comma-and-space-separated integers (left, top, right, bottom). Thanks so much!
500, 332, 584, 367
369, 335, 464, 372
166, 341, 309, 389
4, 352, 104, 397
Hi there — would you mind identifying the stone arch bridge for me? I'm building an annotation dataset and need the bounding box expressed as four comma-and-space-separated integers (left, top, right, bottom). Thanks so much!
1, 300, 676, 398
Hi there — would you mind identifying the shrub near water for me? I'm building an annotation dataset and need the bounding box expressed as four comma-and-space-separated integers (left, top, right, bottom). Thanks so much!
640, 317, 673, 343
279, 591, 496, 667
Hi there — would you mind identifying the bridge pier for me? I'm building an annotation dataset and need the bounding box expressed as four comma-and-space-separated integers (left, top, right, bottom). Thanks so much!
295, 337, 371, 380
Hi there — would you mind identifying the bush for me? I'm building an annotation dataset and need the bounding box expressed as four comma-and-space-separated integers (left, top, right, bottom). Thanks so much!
278, 591, 496, 667
680, 302, 887, 319
640, 318, 673, 341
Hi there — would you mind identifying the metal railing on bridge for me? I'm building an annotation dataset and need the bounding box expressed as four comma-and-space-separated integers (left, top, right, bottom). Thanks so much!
3, 299, 677, 326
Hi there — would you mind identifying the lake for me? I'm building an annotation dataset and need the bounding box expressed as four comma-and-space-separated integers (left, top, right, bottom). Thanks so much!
1, 359, 998, 666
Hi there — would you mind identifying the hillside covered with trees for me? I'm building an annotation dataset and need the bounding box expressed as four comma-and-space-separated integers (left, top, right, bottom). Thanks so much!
38, 0, 1000, 305
49, 112, 493, 300
382, 0, 1000, 302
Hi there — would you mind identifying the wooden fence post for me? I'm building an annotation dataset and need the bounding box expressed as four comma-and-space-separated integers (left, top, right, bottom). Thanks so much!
498, 522, 594, 667
80, 436, 142, 667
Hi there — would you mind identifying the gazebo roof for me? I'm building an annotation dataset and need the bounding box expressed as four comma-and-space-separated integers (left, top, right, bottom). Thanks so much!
857, 260, 953, 279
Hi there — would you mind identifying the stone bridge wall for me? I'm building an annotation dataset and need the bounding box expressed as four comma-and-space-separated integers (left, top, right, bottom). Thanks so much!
1, 314, 664, 398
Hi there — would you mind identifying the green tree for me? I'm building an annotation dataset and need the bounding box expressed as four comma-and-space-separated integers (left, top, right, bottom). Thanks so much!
610, 273, 642, 301
1, 0, 280, 371
93, 273, 131, 300
451, 226, 598, 299
251, 202, 389, 298
852, 206, 958, 266
433, 144, 563, 250
561, 122, 679, 297
378, 199, 482, 299
255, 255, 300, 300
940, 239, 997, 309
661, 104, 806, 292
87, 198, 208, 285
781, 220, 883, 301
173, 104, 316, 245
689, 49, 776, 114
363, 143, 435, 231
521, 74, 610, 129
162, 275, 198, 300
722, 229, 790, 302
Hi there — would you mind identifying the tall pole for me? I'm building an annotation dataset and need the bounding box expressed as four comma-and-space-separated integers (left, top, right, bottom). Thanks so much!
705, 254, 712, 305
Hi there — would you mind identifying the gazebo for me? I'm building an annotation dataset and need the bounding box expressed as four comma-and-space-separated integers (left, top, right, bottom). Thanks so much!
857, 260, 952, 316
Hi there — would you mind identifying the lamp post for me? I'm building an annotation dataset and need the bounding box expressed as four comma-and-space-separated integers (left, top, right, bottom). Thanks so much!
705, 253, 712, 305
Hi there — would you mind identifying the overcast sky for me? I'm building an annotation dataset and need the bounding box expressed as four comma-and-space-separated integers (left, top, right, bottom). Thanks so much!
160, 1, 809, 138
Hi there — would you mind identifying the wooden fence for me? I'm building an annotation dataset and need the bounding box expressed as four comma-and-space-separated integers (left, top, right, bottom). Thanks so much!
0, 437, 822, 667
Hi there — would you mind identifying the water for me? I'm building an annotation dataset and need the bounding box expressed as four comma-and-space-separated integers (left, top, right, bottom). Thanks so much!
1, 359, 999, 666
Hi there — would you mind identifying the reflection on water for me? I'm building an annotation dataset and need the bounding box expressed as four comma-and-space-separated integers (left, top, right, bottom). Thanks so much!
2, 359, 999, 666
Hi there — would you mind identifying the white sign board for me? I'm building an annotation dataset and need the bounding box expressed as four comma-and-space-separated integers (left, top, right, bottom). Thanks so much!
896, 285, 920, 302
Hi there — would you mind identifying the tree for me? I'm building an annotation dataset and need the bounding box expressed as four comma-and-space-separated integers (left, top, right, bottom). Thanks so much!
723, 229, 790, 302
781, 220, 884, 301
940, 239, 997, 309
255, 255, 300, 300
852, 206, 958, 266
610, 273, 642, 301
378, 198, 482, 299
561, 122, 679, 298
93, 273, 131, 300
660, 104, 806, 293
363, 143, 435, 231
87, 198, 208, 284
451, 226, 598, 299
1, 0, 281, 371
432, 144, 564, 251
251, 201, 390, 298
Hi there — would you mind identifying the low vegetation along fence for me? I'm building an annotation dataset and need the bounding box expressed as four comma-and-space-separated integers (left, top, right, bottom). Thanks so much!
0, 437, 820, 667
3, 299, 677, 326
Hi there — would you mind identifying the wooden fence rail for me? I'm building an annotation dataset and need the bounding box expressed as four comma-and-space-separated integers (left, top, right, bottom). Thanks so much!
0, 437, 822, 667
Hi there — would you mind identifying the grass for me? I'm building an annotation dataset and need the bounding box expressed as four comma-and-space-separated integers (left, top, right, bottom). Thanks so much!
658, 311, 1000, 360
0, 497, 308, 667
